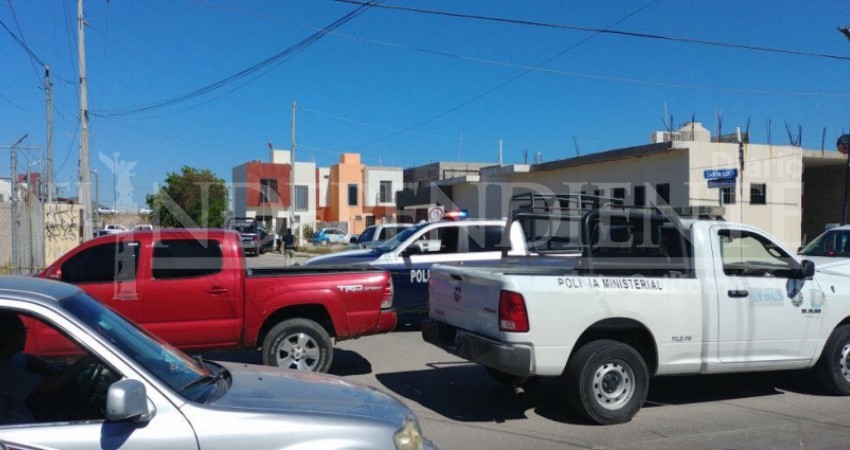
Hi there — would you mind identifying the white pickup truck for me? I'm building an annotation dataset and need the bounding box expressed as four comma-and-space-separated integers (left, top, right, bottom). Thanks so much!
422, 198, 850, 425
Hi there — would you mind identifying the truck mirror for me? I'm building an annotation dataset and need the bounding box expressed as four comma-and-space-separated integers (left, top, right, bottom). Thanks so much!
800, 259, 815, 279
106, 379, 153, 423
401, 244, 424, 257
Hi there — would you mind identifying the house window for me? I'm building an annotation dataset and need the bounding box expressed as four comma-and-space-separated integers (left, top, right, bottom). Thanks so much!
721, 186, 736, 204
348, 184, 359, 206
634, 185, 645, 207
656, 183, 670, 205
612, 188, 626, 205
295, 185, 308, 211
750, 183, 766, 205
259, 178, 278, 204
379, 180, 393, 203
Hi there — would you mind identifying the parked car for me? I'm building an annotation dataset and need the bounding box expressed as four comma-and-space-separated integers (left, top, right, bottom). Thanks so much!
94, 223, 128, 237
798, 224, 850, 276
132, 224, 154, 231
312, 227, 349, 245
96, 206, 117, 215
226, 217, 274, 256
350, 223, 413, 249
39, 229, 397, 373
0, 276, 437, 449
139, 207, 153, 215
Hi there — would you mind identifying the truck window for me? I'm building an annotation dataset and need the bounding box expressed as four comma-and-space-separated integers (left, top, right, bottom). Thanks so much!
152, 239, 223, 279
467, 225, 505, 252
718, 230, 795, 277
61, 242, 140, 284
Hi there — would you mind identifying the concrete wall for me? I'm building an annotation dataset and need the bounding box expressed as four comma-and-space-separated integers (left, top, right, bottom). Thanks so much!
293, 161, 317, 232
687, 142, 803, 249
44, 203, 81, 265
364, 167, 402, 207
317, 167, 330, 208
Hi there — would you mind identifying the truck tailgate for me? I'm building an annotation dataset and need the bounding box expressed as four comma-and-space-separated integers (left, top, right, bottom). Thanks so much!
428, 264, 507, 340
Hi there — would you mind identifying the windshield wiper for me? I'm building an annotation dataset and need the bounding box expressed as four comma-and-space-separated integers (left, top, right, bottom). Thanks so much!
179, 361, 228, 394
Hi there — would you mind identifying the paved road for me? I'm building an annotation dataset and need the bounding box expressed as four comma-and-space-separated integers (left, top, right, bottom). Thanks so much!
242, 252, 850, 450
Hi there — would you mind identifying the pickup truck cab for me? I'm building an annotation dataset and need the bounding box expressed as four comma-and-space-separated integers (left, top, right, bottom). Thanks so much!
39, 229, 396, 373
0, 276, 437, 449
305, 218, 519, 323
350, 223, 413, 249
422, 195, 850, 424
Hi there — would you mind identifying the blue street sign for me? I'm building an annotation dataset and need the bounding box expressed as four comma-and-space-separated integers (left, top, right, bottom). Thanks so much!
708, 177, 737, 189
704, 168, 738, 179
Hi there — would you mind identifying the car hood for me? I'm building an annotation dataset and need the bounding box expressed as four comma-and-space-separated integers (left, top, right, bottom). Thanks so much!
806, 256, 850, 275
303, 249, 383, 266
209, 361, 409, 424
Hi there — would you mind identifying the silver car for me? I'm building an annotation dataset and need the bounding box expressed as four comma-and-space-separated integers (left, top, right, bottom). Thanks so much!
0, 276, 437, 450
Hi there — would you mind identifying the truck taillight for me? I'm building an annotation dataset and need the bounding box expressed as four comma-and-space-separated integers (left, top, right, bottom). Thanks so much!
499, 290, 529, 332
381, 276, 394, 309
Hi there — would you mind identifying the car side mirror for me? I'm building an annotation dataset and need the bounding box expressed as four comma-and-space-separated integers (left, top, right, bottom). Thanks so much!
401, 244, 424, 257
107, 379, 154, 423
350, 236, 358, 244
800, 259, 815, 279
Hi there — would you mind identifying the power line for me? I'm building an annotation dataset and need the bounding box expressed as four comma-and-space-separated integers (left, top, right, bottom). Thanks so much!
194, 3, 850, 98
335, 0, 850, 63
91, 1, 384, 118
5, 0, 42, 86
348, 0, 661, 149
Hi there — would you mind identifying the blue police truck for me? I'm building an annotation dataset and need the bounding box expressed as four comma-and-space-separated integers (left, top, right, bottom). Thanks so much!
304, 218, 508, 326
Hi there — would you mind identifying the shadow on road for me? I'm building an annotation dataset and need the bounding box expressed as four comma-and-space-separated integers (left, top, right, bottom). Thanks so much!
375, 363, 828, 425
194, 348, 372, 376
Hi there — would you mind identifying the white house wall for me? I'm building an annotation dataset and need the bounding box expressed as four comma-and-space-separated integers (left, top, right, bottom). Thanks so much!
687, 142, 802, 249
294, 161, 317, 231
364, 168, 403, 207
318, 168, 330, 208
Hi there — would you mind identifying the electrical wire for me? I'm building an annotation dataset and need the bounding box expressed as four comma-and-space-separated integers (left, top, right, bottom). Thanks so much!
335, 0, 850, 62
348, 0, 661, 150
5, 0, 43, 86
90, 1, 384, 118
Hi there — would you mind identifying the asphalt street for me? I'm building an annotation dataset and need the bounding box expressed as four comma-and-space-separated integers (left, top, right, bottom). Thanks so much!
240, 252, 850, 450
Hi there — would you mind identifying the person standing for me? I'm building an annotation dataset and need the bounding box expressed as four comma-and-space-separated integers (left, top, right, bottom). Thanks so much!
282, 228, 296, 265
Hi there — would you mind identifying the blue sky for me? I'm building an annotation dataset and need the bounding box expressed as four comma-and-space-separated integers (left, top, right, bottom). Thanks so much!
2, 0, 850, 209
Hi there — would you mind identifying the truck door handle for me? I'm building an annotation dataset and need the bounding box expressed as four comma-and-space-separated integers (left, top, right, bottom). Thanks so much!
207, 287, 229, 295
727, 290, 749, 298
114, 293, 138, 301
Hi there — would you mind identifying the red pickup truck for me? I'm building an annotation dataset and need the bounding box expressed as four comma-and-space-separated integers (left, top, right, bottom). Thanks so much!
37, 229, 396, 373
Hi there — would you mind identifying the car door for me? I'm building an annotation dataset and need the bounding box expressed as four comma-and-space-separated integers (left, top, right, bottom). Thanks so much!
0, 307, 197, 450
386, 223, 504, 317
711, 225, 824, 363
141, 237, 242, 349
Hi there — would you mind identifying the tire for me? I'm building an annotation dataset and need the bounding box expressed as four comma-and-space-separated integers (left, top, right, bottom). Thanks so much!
262, 319, 333, 373
564, 339, 649, 425
815, 325, 850, 395
323, 238, 330, 246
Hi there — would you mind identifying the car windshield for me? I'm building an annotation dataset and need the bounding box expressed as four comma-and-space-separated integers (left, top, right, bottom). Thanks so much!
376, 222, 429, 252
61, 292, 220, 402
800, 229, 850, 257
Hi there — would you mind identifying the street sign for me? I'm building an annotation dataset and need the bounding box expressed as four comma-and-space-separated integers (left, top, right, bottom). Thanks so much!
707, 177, 736, 189
428, 206, 444, 221
704, 168, 738, 179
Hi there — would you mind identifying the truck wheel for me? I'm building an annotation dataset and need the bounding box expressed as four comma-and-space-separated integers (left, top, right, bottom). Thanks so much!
262, 319, 333, 373
565, 339, 648, 425
815, 325, 850, 395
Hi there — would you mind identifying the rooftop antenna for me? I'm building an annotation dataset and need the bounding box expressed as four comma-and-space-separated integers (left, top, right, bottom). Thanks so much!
821, 127, 827, 155
662, 103, 671, 132
573, 136, 580, 156
691, 114, 696, 141
498, 139, 503, 165
523, 148, 528, 164
784, 122, 801, 147
766, 118, 773, 146
716, 108, 723, 139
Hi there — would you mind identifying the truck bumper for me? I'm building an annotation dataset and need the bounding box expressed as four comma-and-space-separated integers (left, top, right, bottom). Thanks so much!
378, 309, 398, 333
421, 319, 532, 378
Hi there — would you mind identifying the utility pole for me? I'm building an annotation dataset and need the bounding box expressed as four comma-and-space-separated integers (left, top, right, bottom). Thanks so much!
93, 169, 99, 217
10, 134, 27, 274
77, 0, 92, 242
290, 100, 298, 246
45, 65, 53, 204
